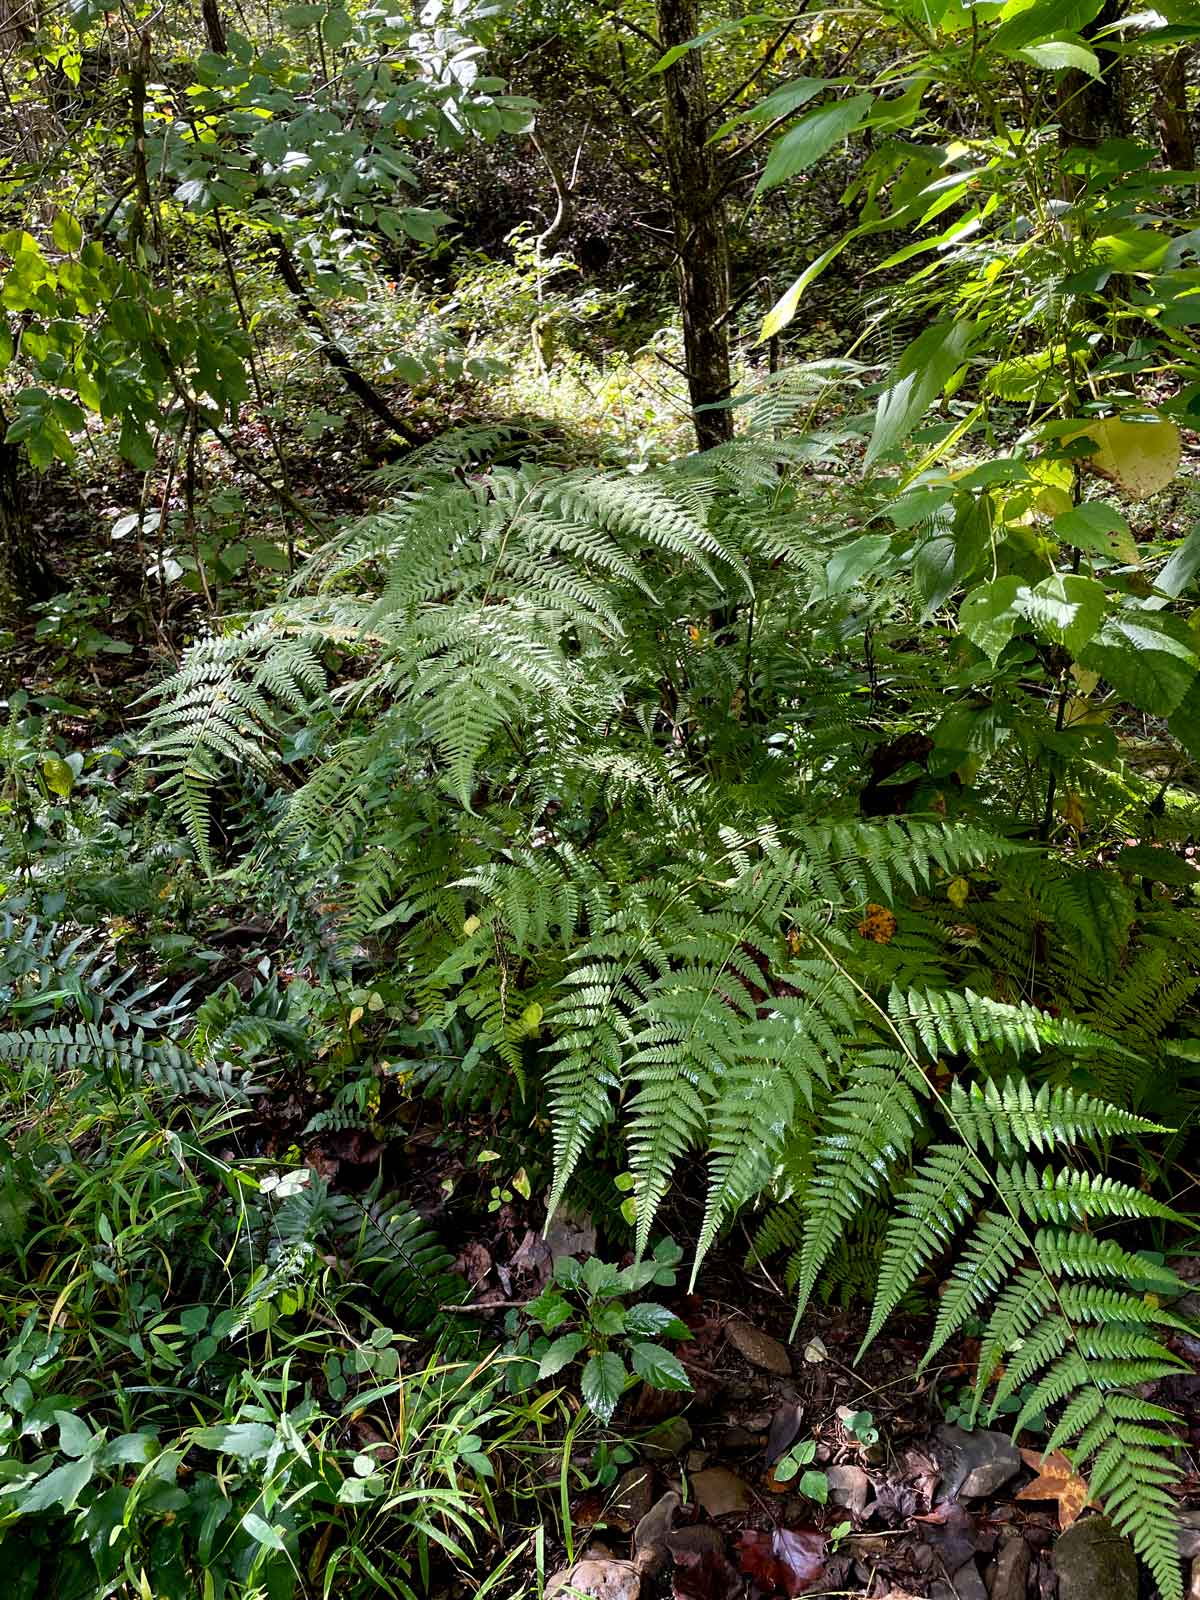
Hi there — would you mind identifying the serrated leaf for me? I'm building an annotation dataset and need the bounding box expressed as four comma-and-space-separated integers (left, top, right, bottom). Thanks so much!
1079, 613, 1198, 714
624, 1302, 680, 1337
960, 576, 1022, 662
629, 1341, 691, 1392
537, 1332, 586, 1379
581, 1351, 628, 1422
525, 1288, 573, 1333
1054, 503, 1138, 564
1017, 573, 1106, 655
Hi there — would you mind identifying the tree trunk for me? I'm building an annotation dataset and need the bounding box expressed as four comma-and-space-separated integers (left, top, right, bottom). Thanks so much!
0, 408, 54, 607
1152, 47, 1194, 172
1057, 0, 1127, 152
656, 0, 733, 452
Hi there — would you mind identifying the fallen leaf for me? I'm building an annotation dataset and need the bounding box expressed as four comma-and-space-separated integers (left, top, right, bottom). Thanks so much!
671, 1530, 743, 1600
1015, 1448, 1094, 1529
546, 1558, 641, 1600
691, 1467, 750, 1518
857, 903, 898, 942
802, 1337, 827, 1364
737, 1528, 825, 1596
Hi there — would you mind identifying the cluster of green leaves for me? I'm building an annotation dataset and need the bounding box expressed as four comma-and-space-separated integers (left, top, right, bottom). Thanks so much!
506, 1240, 691, 1423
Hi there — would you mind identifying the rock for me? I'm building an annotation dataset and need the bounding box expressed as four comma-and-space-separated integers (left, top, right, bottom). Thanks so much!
726, 1319, 792, 1376
936, 1425, 1022, 1500
610, 1467, 655, 1531
1189, 1556, 1200, 1600
951, 1560, 989, 1600
991, 1534, 1032, 1600
668, 1525, 726, 1560
544, 1204, 597, 1261
826, 1463, 871, 1518
765, 1400, 804, 1465
1053, 1516, 1137, 1600
1180, 1510, 1200, 1561
632, 1489, 679, 1575
546, 1558, 640, 1600
643, 1416, 692, 1459
685, 1449, 708, 1473
691, 1466, 751, 1518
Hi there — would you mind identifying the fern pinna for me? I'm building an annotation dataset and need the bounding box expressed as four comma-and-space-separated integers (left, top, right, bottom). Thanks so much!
146, 437, 1198, 1595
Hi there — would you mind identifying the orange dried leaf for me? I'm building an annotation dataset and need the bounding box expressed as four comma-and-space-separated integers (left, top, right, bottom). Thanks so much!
1015, 1448, 1094, 1529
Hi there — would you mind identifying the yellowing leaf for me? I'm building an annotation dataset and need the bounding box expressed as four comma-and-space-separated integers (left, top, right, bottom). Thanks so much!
1060, 791, 1085, 832
463, 915, 482, 936
1067, 415, 1182, 499
41, 756, 74, 797
512, 1166, 531, 1200
347, 1005, 364, 1028
947, 876, 970, 909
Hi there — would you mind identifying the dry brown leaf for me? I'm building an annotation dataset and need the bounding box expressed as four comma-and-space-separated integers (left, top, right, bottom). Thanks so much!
1015, 1448, 1094, 1529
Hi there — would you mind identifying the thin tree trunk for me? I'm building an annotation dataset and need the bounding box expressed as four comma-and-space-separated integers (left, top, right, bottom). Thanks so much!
1152, 47, 1194, 171
0, 407, 54, 606
199, 0, 421, 445
1057, 0, 1126, 152
200, 0, 228, 56
655, 0, 733, 452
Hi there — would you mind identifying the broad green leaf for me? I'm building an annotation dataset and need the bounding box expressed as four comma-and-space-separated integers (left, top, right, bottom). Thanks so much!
581, 1351, 627, 1423
624, 1302, 682, 1337
12, 1456, 93, 1514
191, 1422, 275, 1460
55, 1410, 93, 1457
755, 95, 874, 196
51, 213, 82, 254
1150, 521, 1200, 605
992, 0, 1104, 53
321, 5, 352, 47
1017, 40, 1101, 77
960, 576, 1022, 663
1079, 614, 1198, 715
629, 1342, 691, 1393
537, 1333, 586, 1379
915, 537, 957, 618
1017, 574, 1107, 655
1054, 503, 1138, 564
525, 1288, 573, 1332
41, 756, 74, 797
241, 1512, 286, 1552
866, 320, 976, 468
715, 76, 833, 137
827, 534, 892, 596
760, 236, 854, 339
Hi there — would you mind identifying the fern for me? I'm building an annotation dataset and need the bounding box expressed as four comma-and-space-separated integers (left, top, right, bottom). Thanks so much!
0, 1023, 259, 1102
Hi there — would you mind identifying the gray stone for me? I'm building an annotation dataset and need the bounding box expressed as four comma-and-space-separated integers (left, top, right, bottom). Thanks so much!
1053, 1516, 1137, 1600
632, 1489, 680, 1576
991, 1534, 1032, 1600
1189, 1555, 1200, 1600
642, 1416, 692, 1459
726, 1318, 792, 1376
951, 1564, 989, 1600
936, 1424, 1022, 1500
827, 1463, 871, 1518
